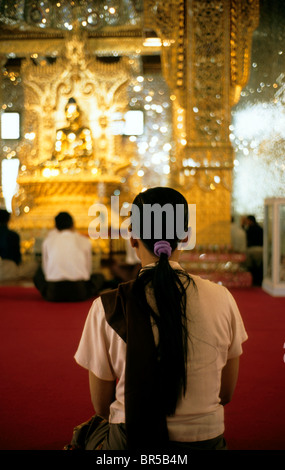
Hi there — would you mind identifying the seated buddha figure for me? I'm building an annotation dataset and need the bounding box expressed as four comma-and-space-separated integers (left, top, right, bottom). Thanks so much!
53, 97, 93, 163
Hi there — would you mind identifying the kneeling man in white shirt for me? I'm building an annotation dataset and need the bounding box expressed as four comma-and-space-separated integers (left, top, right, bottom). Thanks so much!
34, 212, 104, 302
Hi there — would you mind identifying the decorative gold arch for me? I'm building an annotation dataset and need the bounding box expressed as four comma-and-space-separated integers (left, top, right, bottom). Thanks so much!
13, 31, 137, 234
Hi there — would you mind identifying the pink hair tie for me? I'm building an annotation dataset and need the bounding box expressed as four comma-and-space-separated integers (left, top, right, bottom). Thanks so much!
154, 240, 172, 258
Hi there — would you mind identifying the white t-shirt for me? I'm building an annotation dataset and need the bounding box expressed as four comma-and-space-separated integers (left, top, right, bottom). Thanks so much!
231, 222, 247, 252
42, 229, 92, 281
74, 262, 248, 442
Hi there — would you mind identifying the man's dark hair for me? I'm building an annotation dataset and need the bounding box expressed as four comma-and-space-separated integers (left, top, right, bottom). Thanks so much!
247, 215, 256, 224
0, 209, 11, 225
55, 212, 74, 231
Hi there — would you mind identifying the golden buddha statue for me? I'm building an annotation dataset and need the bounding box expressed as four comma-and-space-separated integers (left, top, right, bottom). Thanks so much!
53, 97, 93, 162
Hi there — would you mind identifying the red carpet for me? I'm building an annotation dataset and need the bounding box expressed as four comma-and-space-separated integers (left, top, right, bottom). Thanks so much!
0, 286, 94, 450
0, 285, 284, 450
224, 287, 285, 450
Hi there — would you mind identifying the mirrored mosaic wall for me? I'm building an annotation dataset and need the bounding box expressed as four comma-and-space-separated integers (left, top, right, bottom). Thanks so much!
231, 0, 285, 221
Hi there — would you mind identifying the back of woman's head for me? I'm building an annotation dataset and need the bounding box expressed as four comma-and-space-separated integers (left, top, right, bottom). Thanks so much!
131, 187, 193, 416
132, 186, 189, 251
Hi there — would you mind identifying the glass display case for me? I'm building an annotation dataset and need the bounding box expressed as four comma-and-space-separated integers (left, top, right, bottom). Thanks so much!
263, 198, 285, 296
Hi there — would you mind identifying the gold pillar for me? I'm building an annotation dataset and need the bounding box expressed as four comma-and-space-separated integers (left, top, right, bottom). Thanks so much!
144, 0, 259, 246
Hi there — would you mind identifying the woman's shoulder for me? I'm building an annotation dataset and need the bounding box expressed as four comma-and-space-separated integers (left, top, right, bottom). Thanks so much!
187, 274, 242, 321
99, 280, 136, 343
188, 273, 229, 298
100, 280, 136, 306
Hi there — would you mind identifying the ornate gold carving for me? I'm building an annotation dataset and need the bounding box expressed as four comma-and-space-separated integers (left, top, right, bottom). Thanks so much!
14, 31, 136, 230
2, 2, 259, 250
184, 185, 231, 246
185, 0, 229, 148
144, 0, 258, 246
230, 0, 259, 105
20, 31, 134, 172
145, 0, 258, 173
144, 0, 185, 104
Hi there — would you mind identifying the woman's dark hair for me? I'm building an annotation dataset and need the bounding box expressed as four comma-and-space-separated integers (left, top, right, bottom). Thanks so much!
131, 187, 193, 415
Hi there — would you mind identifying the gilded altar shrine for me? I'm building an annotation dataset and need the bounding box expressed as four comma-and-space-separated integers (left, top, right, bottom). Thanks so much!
0, 0, 259, 254
13, 31, 138, 236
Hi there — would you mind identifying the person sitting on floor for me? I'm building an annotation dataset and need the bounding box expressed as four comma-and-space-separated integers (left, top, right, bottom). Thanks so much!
109, 239, 141, 285
0, 209, 38, 282
230, 215, 246, 253
244, 215, 264, 286
69, 187, 248, 451
0, 208, 22, 281
33, 211, 104, 302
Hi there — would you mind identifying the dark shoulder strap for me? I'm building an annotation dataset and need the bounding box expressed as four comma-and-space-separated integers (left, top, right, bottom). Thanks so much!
100, 280, 135, 343
101, 279, 169, 450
